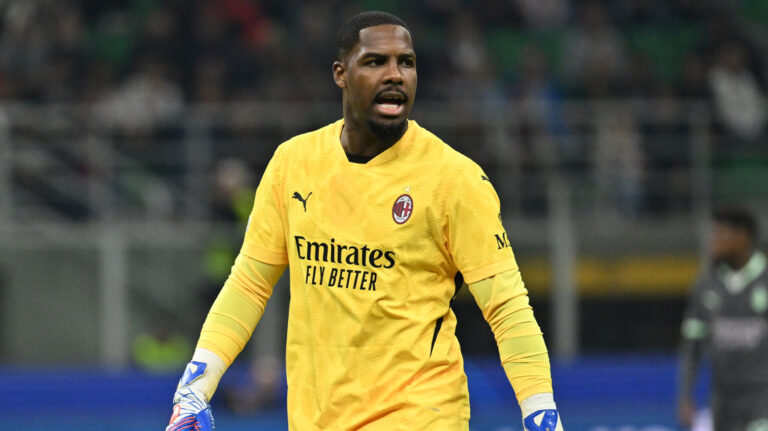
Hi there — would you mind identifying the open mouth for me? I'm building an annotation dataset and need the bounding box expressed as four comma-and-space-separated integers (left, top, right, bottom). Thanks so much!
374, 91, 406, 117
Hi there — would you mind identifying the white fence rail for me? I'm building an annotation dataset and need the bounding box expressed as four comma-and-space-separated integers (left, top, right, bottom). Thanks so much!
0, 100, 766, 364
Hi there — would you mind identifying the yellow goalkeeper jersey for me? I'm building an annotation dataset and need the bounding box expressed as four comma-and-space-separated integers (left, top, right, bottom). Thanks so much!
242, 119, 518, 430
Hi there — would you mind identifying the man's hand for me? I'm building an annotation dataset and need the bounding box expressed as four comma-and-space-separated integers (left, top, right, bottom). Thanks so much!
166, 387, 214, 431
521, 393, 564, 431
165, 353, 226, 431
677, 398, 694, 429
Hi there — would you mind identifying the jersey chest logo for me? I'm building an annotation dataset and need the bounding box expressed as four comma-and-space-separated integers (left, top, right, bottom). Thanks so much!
292, 191, 312, 212
392, 194, 413, 224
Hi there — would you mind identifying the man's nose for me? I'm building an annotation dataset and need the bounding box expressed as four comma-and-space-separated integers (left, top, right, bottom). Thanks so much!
383, 59, 404, 84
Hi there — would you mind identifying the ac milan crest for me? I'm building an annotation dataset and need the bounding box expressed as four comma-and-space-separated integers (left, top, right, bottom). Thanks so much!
392, 194, 413, 224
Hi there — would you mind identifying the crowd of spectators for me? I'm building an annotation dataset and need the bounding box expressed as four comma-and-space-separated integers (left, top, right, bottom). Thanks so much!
1, 0, 766, 107
1, 0, 767, 219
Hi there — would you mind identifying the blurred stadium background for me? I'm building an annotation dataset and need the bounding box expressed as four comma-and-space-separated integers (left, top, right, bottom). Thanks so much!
1, 0, 768, 429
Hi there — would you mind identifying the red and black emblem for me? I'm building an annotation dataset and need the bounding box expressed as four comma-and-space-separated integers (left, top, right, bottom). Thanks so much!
392, 194, 413, 224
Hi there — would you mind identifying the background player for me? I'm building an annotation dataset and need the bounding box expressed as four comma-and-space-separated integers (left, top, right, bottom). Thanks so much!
167, 11, 563, 431
678, 207, 768, 430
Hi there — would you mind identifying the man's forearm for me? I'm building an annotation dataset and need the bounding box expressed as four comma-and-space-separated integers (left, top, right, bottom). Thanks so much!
678, 338, 703, 404
498, 336, 552, 401
469, 269, 553, 403
678, 314, 707, 405
194, 254, 286, 396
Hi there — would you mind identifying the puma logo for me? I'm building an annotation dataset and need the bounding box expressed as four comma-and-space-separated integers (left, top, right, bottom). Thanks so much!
292, 191, 312, 212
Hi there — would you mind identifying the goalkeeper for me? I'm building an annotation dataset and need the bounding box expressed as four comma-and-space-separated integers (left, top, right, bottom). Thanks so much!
167, 10, 562, 431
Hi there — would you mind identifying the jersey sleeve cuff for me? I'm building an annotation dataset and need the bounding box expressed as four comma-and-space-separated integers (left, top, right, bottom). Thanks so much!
462, 258, 518, 285
241, 241, 288, 266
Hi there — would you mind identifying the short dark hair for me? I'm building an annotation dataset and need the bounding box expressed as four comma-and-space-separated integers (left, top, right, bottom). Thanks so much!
335, 11, 410, 61
713, 206, 758, 240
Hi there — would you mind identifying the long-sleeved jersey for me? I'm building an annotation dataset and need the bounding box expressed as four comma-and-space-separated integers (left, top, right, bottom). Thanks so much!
197, 119, 552, 430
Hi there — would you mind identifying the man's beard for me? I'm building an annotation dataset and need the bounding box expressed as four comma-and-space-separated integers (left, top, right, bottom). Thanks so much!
367, 117, 407, 142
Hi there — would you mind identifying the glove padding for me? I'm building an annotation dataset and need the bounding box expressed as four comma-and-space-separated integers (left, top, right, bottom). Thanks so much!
523, 409, 563, 431
166, 387, 214, 431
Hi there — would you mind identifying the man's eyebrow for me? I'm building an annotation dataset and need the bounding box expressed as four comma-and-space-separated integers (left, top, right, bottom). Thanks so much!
360, 52, 387, 59
359, 51, 416, 59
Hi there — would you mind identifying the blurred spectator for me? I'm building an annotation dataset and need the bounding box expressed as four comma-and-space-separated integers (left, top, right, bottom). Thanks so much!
510, 45, 563, 215
616, 0, 669, 25
210, 158, 254, 226
707, 41, 765, 140
191, 56, 228, 104
562, 2, 628, 97
472, 0, 521, 27
80, 60, 117, 103
132, 314, 191, 373
677, 54, 711, 99
446, 14, 500, 104
42, 5, 86, 102
513, 46, 563, 119
136, 4, 184, 66
291, 3, 338, 101
190, 2, 237, 60
515, 0, 569, 29
201, 158, 254, 306
625, 53, 664, 98
0, 1, 54, 100
212, 0, 271, 52
511, 45, 569, 167
593, 107, 644, 217
96, 56, 183, 135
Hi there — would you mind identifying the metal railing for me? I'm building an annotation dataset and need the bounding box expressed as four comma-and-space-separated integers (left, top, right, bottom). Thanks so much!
0, 100, 741, 225
0, 100, 766, 365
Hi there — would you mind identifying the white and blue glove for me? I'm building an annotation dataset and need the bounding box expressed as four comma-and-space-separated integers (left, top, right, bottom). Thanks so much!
521, 393, 564, 431
166, 385, 214, 431
166, 349, 227, 431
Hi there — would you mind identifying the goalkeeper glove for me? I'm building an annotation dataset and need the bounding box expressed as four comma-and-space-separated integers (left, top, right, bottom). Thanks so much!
166, 385, 214, 431
521, 393, 564, 431
166, 349, 227, 431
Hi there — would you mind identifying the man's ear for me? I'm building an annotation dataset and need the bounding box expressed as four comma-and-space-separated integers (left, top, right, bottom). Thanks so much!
332, 61, 347, 89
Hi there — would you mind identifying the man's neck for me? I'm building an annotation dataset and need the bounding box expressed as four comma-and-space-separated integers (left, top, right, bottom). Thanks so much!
340, 119, 407, 158
726, 248, 754, 271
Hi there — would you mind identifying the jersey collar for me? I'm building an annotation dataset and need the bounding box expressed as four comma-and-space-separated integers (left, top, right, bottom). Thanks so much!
333, 119, 418, 166
717, 250, 767, 294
